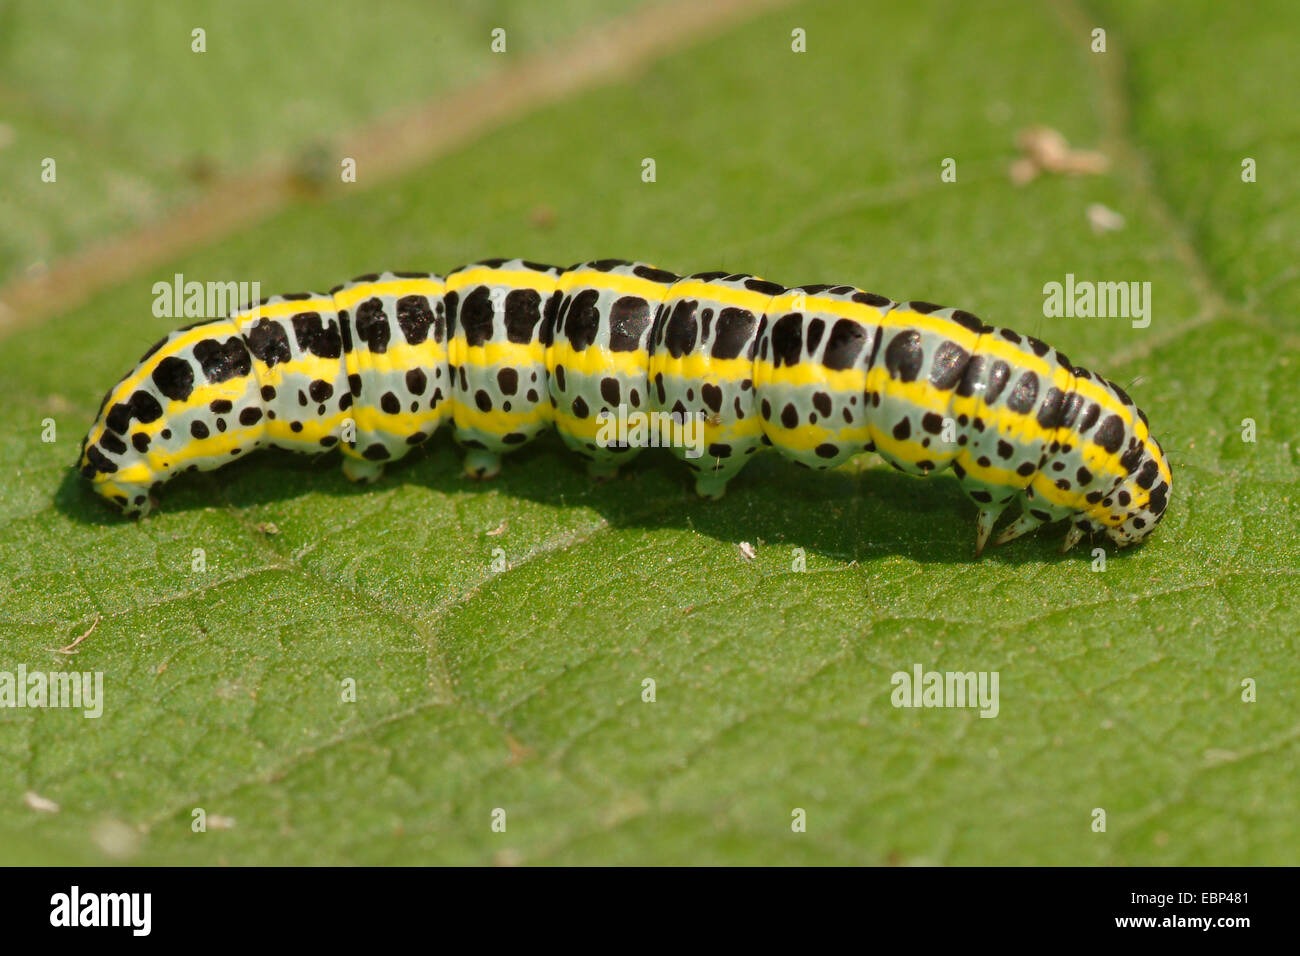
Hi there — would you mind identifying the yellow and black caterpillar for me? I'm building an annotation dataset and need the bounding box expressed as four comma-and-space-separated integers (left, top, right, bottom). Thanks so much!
80, 258, 1172, 554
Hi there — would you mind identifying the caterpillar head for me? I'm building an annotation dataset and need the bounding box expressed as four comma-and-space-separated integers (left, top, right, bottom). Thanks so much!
1102, 441, 1172, 548
78, 388, 168, 518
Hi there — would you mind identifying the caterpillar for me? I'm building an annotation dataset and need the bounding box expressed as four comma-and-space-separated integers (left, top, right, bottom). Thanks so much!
78, 258, 1172, 554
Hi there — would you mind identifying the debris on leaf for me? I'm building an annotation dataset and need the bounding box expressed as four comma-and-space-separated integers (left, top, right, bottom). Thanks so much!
1086, 202, 1126, 233
1010, 126, 1109, 184
58, 614, 100, 655
23, 791, 60, 814
530, 205, 556, 229
91, 819, 140, 860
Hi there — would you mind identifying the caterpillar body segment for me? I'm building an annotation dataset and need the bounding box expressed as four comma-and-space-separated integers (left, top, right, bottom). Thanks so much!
444, 259, 559, 477
650, 270, 776, 497
547, 259, 664, 480
331, 270, 451, 478
79, 258, 1173, 553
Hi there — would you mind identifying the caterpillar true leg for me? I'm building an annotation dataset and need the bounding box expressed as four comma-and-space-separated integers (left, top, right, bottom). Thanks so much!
993, 511, 1047, 546
1060, 523, 1087, 555
79, 258, 1173, 555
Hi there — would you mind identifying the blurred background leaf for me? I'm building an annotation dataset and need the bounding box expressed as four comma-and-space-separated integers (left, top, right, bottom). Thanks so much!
0, 0, 648, 281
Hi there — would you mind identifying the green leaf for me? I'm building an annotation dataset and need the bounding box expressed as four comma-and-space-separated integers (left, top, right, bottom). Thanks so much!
1, 0, 1296, 865
0, 0, 647, 280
